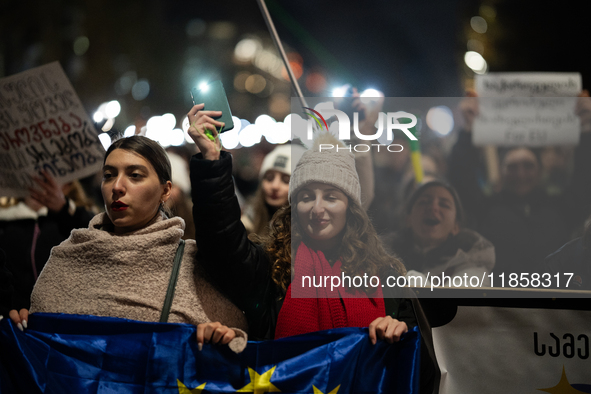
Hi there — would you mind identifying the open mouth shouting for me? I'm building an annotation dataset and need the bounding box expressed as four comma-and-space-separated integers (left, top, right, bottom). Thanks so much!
423, 217, 441, 226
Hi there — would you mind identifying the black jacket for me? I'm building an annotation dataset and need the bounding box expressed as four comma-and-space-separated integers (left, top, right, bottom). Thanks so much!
0, 201, 93, 316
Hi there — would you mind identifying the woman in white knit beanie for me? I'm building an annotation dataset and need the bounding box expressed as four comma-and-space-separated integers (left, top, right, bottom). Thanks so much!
188, 104, 412, 345
241, 143, 306, 237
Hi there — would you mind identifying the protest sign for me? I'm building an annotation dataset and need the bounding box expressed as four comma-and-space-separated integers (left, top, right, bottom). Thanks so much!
0, 61, 105, 197
433, 305, 591, 394
473, 73, 582, 146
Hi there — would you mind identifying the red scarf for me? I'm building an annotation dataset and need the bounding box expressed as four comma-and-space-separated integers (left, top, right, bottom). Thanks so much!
275, 242, 385, 339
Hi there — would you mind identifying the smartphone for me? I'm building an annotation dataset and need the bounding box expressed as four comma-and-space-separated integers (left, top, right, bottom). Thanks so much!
191, 80, 234, 133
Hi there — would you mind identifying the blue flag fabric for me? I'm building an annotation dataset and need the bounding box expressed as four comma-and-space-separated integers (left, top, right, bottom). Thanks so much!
0, 313, 420, 394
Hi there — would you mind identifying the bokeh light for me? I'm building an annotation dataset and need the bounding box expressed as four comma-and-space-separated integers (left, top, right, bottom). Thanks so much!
238, 124, 262, 147
245, 74, 266, 94
101, 118, 114, 132
169, 129, 185, 147
105, 100, 121, 118
234, 37, 261, 62
220, 123, 240, 149
426, 106, 454, 136
161, 113, 177, 130
124, 125, 136, 137
98, 133, 111, 150
470, 16, 488, 34
73, 36, 90, 56
332, 84, 350, 97
464, 51, 487, 74
132, 79, 150, 100
93, 111, 104, 123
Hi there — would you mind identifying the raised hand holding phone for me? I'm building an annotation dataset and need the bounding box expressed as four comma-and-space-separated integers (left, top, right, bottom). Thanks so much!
190, 80, 234, 132
187, 103, 222, 160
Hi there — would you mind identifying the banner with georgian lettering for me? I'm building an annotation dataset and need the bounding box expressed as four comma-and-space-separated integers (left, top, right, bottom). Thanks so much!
472, 73, 582, 147
0, 61, 104, 197
433, 306, 591, 393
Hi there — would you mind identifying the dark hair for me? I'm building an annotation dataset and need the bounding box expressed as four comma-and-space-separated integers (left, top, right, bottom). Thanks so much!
499, 147, 542, 168
103, 136, 172, 215
104, 136, 172, 184
405, 180, 465, 226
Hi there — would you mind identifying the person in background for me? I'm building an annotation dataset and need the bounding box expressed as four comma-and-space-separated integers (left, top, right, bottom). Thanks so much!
9, 136, 248, 353
0, 175, 96, 315
383, 180, 495, 287
241, 143, 306, 237
448, 90, 591, 276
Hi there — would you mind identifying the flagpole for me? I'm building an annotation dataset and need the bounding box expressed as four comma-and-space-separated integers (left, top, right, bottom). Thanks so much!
256, 0, 308, 110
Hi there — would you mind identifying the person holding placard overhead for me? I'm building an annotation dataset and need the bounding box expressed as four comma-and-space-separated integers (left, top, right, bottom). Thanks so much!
448, 89, 591, 278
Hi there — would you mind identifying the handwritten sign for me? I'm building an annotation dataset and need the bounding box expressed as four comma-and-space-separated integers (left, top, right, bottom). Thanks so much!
0, 62, 105, 197
473, 73, 582, 146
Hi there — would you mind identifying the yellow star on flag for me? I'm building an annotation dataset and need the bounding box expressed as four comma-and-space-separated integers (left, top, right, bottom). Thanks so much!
313, 384, 341, 394
537, 366, 587, 394
177, 379, 206, 394
237, 366, 281, 394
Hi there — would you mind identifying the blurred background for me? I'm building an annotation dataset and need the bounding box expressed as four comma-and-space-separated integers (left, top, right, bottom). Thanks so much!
1, 0, 589, 199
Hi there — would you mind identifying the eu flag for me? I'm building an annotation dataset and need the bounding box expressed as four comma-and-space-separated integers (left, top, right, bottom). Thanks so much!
0, 313, 420, 393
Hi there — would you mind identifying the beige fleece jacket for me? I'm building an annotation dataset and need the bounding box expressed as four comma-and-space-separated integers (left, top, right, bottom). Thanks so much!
30, 212, 248, 353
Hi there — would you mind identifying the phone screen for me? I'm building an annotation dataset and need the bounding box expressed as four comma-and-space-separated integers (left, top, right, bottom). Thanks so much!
190, 80, 234, 133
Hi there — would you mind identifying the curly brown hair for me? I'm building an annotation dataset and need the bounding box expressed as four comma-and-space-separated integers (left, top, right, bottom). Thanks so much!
253, 199, 407, 296
248, 186, 274, 237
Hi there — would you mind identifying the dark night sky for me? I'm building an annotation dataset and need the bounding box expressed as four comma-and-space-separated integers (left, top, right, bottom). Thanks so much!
1, 0, 589, 128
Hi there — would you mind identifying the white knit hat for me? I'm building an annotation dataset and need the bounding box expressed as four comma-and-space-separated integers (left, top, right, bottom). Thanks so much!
288, 133, 361, 205
259, 144, 307, 179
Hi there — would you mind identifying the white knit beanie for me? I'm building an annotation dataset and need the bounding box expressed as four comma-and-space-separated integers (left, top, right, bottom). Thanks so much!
259, 144, 307, 179
288, 133, 361, 205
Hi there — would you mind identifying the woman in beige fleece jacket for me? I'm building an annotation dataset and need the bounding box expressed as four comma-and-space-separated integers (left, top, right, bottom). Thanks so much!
9, 136, 248, 353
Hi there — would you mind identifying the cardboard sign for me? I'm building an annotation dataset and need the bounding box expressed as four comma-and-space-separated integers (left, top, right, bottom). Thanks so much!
473, 73, 582, 146
0, 62, 105, 197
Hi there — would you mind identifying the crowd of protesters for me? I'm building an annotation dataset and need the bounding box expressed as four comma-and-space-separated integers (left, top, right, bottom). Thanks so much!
1, 88, 591, 369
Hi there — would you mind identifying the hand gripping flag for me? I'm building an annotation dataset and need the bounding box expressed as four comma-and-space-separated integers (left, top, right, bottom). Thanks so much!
0, 313, 420, 394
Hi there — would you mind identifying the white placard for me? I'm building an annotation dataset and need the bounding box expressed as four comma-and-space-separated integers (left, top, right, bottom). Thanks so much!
433, 306, 591, 394
476, 73, 582, 97
473, 73, 582, 146
0, 62, 105, 197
